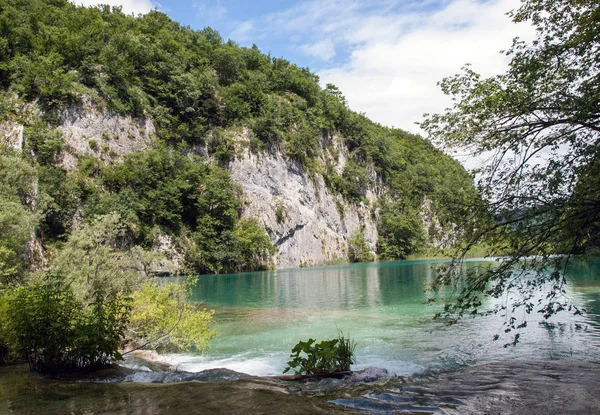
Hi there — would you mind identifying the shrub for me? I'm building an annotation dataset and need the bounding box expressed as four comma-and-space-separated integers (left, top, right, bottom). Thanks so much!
341, 160, 371, 202
207, 128, 236, 166
284, 332, 356, 375
25, 123, 64, 165
275, 200, 287, 224
0, 274, 130, 373
348, 230, 374, 263
128, 280, 215, 352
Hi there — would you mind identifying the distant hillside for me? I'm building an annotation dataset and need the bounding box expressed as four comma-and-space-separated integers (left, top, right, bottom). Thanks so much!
0, 0, 477, 275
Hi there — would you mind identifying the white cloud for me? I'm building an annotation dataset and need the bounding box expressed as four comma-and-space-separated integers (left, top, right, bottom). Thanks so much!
316, 0, 536, 133
229, 21, 254, 43
299, 39, 336, 61
193, 0, 228, 24
70, 0, 156, 15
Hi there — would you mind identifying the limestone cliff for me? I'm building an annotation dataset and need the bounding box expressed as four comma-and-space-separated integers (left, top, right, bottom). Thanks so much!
229, 135, 380, 269
2, 102, 383, 270
53, 105, 381, 269
57, 97, 154, 170
3, 98, 461, 272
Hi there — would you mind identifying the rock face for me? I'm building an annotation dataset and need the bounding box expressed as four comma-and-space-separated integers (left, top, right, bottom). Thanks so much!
0, 95, 40, 151
57, 98, 154, 170
229, 132, 380, 269
3, 99, 445, 271
0, 122, 24, 151
47, 106, 382, 269
0, 98, 156, 272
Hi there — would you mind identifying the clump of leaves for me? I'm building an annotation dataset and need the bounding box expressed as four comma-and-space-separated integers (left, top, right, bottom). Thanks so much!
284, 331, 356, 375
128, 278, 216, 353
275, 200, 287, 224
348, 229, 374, 263
0, 273, 130, 374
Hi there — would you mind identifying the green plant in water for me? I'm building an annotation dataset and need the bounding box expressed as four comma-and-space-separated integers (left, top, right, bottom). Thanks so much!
283, 331, 356, 375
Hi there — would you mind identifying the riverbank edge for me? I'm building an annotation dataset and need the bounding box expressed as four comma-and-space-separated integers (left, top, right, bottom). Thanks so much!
2, 358, 599, 414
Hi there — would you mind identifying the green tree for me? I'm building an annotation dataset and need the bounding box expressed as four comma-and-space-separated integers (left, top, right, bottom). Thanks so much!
341, 160, 372, 201
377, 202, 426, 260
0, 148, 38, 287
348, 230, 374, 263
51, 212, 153, 303
212, 44, 246, 85
232, 218, 276, 272
422, 0, 599, 339
128, 280, 215, 353
98, 146, 212, 239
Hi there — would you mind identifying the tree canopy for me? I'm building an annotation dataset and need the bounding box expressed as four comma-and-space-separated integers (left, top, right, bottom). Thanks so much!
422, 0, 599, 341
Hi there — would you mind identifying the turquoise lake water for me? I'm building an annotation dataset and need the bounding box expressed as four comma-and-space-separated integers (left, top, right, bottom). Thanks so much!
163, 258, 600, 376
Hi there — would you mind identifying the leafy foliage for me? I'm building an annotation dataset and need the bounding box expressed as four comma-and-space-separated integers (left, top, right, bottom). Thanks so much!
348, 230, 374, 263
97, 146, 219, 239
51, 212, 152, 303
128, 280, 215, 353
0, 214, 217, 371
0, 273, 130, 373
284, 332, 356, 375
422, 0, 599, 341
0, 147, 38, 287
186, 218, 275, 274
377, 201, 426, 260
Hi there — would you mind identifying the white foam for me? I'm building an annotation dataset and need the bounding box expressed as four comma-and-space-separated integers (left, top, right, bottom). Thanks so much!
161, 351, 289, 377
151, 351, 424, 378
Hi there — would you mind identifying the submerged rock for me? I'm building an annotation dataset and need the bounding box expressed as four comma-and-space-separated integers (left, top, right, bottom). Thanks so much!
348, 367, 396, 383
2, 360, 599, 414
330, 360, 600, 414
121, 368, 254, 384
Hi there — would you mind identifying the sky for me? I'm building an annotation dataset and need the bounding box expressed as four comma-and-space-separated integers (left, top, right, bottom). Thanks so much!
70, 0, 534, 135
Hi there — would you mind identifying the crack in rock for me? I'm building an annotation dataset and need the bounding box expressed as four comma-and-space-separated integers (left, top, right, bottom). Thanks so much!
275, 223, 306, 247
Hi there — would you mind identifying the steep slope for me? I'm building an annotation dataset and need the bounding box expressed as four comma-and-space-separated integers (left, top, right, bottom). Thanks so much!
229, 130, 379, 269
0, 0, 477, 275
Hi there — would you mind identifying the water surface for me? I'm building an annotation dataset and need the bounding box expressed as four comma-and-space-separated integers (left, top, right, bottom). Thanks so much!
165, 258, 600, 376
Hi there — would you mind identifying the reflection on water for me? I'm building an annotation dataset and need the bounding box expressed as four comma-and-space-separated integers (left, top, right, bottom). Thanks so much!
191, 260, 448, 310
174, 258, 600, 376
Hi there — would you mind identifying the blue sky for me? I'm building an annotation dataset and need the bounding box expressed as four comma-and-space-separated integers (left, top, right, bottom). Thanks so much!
164, 0, 451, 72
72, 0, 533, 135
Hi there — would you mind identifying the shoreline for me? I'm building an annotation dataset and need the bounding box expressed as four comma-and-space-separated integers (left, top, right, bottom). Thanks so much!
2, 359, 599, 414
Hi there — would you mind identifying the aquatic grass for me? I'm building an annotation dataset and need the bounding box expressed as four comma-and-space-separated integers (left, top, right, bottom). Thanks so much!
335, 330, 356, 372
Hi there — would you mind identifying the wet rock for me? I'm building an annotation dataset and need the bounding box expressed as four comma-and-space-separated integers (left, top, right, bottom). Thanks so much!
349, 367, 396, 382
330, 360, 600, 414
121, 368, 254, 383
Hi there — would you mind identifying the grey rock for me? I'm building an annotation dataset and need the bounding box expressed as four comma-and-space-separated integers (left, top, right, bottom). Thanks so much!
229, 131, 379, 269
